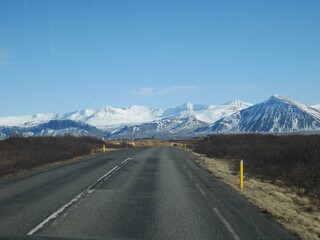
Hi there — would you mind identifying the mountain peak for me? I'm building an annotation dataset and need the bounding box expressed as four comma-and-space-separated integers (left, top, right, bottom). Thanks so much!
267, 95, 299, 106
181, 102, 194, 111
268, 94, 293, 105
227, 100, 252, 108
102, 105, 119, 114
269, 94, 286, 101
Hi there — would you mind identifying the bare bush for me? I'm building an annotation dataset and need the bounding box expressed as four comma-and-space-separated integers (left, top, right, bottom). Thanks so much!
195, 134, 320, 200
0, 136, 104, 177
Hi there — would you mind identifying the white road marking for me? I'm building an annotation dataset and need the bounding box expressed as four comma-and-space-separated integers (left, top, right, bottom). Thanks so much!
27, 187, 93, 235
213, 208, 240, 240
95, 166, 119, 183
103, 175, 111, 182
27, 163, 121, 235
187, 171, 194, 178
195, 183, 206, 196
120, 157, 133, 166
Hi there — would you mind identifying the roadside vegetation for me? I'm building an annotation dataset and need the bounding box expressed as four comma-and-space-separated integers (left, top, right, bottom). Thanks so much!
191, 134, 320, 239
191, 152, 320, 240
105, 139, 172, 148
0, 136, 104, 177
193, 134, 320, 200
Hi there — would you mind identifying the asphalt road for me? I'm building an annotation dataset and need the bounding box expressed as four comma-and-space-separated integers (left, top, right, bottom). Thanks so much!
0, 147, 296, 240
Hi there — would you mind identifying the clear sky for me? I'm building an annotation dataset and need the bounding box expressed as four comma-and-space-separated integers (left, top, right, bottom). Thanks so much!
0, 0, 320, 116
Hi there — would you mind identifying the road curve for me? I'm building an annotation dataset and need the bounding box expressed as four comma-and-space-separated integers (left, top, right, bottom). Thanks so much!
0, 147, 296, 239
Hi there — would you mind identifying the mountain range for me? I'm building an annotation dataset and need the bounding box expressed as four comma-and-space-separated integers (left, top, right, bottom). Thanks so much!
195, 95, 320, 134
0, 95, 320, 139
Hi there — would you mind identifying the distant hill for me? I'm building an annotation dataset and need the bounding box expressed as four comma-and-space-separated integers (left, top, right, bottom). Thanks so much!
0, 120, 104, 139
106, 115, 207, 139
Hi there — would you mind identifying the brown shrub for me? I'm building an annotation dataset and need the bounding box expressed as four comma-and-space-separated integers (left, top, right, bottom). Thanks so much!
195, 134, 320, 200
0, 136, 104, 177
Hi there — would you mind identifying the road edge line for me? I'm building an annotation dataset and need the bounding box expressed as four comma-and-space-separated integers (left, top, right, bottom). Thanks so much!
213, 207, 240, 240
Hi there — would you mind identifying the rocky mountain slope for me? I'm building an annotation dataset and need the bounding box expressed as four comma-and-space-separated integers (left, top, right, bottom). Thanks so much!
195, 95, 320, 134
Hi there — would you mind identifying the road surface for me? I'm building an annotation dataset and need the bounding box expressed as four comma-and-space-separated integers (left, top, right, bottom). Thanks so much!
0, 147, 296, 239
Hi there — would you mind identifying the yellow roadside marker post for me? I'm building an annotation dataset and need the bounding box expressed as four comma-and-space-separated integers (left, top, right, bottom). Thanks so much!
184, 144, 187, 151
240, 160, 244, 189
102, 144, 107, 153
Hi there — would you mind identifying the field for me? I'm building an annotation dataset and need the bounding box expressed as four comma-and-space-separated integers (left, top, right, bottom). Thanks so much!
0, 137, 175, 178
0, 136, 104, 177
193, 134, 320, 200
104, 139, 173, 148
191, 134, 320, 239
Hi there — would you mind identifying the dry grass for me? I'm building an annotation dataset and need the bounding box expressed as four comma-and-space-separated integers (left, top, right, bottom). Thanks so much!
191, 151, 320, 240
104, 139, 173, 148
134, 139, 173, 147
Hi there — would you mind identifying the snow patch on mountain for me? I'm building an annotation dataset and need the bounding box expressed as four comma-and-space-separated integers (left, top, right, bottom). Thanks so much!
161, 103, 208, 118
82, 105, 162, 129
0, 113, 60, 127
195, 100, 252, 123
62, 109, 96, 121
312, 104, 320, 111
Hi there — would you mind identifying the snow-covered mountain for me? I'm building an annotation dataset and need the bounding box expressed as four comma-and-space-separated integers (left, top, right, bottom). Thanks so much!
0, 106, 162, 129
0, 113, 60, 127
195, 95, 320, 134
1, 96, 319, 139
160, 103, 208, 118
0, 120, 103, 138
106, 115, 207, 139
194, 100, 252, 123
68, 105, 163, 130
0, 101, 249, 130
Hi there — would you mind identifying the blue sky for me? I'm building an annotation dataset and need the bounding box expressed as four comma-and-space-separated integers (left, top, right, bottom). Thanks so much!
0, 0, 320, 116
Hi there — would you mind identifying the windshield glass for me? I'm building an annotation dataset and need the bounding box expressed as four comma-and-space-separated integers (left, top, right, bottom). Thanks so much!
0, 1, 319, 240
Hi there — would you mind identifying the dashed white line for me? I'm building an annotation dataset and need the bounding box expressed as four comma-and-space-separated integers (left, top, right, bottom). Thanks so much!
120, 157, 133, 166
95, 166, 119, 183
213, 208, 240, 240
195, 183, 206, 196
28, 155, 135, 235
187, 171, 194, 178
103, 175, 111, 182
